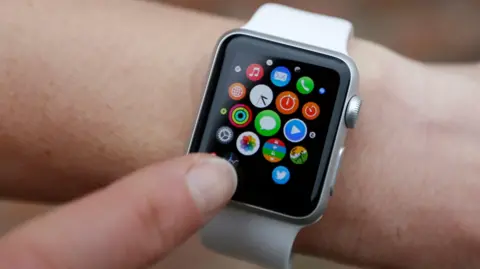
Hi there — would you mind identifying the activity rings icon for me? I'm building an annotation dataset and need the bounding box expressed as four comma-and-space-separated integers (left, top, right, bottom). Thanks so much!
229, 104, 253, 128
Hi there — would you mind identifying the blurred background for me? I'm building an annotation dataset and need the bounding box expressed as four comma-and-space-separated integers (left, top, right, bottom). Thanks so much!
1, 1, 480, 269
165, 0, 480, 62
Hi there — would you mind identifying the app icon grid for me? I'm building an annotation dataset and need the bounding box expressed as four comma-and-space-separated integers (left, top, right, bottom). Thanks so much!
219, 62, 327, 185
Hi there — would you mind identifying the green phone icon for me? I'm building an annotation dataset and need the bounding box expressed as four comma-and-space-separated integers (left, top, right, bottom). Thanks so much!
296, 76, 314, 94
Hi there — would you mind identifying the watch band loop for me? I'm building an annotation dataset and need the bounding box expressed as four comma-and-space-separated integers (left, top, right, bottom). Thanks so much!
201, 206, 301, 269
243, 3, 353, 55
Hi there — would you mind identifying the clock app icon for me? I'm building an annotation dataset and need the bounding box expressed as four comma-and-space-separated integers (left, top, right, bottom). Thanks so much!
250, 84, 273, 108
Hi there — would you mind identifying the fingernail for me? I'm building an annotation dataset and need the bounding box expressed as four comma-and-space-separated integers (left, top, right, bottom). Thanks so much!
186, 157, 237, 217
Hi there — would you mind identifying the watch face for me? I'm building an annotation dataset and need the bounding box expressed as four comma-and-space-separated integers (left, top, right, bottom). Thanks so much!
189, 33, 352, 218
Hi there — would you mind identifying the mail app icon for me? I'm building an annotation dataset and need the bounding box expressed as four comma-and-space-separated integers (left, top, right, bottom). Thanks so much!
271, 66, 292, 87
274, 71, 288, 82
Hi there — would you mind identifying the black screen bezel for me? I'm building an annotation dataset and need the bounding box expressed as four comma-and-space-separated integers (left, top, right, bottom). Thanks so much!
189, 32, 352, 219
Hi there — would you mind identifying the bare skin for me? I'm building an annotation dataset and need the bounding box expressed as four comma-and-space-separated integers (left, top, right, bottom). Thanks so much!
1, 0, 480, 268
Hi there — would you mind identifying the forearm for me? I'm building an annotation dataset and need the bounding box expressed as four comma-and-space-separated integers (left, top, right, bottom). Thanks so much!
1, 0, 480, 268
0, 0, 240, 200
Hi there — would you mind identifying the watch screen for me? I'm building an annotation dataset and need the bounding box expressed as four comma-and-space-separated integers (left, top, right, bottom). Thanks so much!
190, 34, 351, 218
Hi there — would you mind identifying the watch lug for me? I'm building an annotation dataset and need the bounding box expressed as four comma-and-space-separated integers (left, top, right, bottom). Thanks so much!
329, 147, 345, 196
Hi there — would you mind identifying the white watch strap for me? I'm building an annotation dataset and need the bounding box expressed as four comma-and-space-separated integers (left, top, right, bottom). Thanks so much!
243, 3, 353, 55
201, 206, 301, 269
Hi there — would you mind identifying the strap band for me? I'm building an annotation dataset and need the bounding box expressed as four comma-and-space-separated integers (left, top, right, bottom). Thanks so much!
201, 206, 301, 269
243, 3, 353, 55
202, 4, 353, 269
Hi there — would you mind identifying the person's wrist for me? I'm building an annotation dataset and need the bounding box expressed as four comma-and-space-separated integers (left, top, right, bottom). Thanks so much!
294, 38, 397, 262
295, 40, 480, 268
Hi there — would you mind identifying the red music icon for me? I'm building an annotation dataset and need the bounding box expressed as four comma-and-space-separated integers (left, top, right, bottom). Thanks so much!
246, 64, 264, 82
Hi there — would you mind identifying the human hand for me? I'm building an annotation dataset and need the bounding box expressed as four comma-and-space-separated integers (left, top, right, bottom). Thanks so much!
0, 154, 236, 269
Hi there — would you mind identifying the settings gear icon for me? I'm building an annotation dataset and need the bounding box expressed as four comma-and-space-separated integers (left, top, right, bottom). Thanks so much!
216, 126, 234, 144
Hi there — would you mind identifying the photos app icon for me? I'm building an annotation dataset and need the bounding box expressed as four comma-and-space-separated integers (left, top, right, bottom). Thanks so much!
236, 131, 261, 156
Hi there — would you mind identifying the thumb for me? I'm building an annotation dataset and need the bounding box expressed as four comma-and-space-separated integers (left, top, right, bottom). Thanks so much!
0, 154, 237, 269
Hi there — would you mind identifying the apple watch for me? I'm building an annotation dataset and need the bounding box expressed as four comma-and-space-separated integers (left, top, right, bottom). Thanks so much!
187, 3, 361, 269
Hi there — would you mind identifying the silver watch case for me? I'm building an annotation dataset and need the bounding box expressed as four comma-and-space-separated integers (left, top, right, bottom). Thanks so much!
187, 28, 360, 227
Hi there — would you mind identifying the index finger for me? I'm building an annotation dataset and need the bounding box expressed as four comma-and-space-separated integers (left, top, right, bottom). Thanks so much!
0, 155, 236, 269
